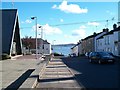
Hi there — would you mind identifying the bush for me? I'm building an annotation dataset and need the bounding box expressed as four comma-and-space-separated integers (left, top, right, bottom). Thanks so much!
79, 54, 85, 56
2, 53, 11, 60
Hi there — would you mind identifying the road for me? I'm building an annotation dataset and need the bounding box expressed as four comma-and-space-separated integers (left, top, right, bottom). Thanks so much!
62, 56, 120, 90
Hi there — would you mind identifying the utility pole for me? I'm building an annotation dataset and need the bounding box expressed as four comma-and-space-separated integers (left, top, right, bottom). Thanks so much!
41, 27, 43, 55
106, 20, 109, 28
31, 17, 38, 59
12, 0, 14, 9
39, 26, 43, 55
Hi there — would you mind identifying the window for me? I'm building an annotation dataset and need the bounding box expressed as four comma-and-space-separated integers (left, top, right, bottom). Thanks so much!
105, 37, 107, 45
119, 31, 120, 41
98, 40, 100, 46
97, 40, 99, 46
107, 36, 110, 45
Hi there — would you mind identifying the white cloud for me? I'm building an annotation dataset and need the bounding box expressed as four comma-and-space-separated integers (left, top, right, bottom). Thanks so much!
52, 4, 57, 9
32, 24, 62, 35
79, 25, 86, 29
42, 24, 62, 35
25, 19, 32, 23
64, 34, 72, 38
88, 22, 100, 26
106, 10, 115, 16
32, 24, 41, 32
21, 19, 32, 24
21, 21, 24, 23
106, 10, 110, 13
60, 19, 64, 22
52, 0, 88, 14
72, 26, 86, 38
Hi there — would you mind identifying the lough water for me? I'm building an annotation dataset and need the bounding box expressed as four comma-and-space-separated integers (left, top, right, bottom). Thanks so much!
52, 44, 75, 56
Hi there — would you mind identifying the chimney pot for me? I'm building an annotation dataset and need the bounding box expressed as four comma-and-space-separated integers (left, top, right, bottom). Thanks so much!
113, 24, 117, 30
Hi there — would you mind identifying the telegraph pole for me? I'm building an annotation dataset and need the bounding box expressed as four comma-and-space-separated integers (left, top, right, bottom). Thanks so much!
12, 0, 14, 9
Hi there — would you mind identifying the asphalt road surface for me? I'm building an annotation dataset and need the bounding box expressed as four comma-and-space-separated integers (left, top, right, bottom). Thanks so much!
62, 56, 120, 90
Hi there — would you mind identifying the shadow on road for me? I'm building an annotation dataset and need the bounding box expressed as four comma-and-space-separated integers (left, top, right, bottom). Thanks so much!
61, 56, 120, 90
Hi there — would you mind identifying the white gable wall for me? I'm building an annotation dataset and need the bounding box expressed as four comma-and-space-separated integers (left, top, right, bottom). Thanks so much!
104, 34, 114, 54
37, 43, 51, 55
43, 44, 51, 54
113, 31, 119, 55
71, 45, 78, 56
95, 32, 107, 52
96, 38, 104, 52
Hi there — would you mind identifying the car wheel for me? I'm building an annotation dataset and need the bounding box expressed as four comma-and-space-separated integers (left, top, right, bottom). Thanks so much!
111, 61, 115, 64
112, 61, 115, 64
98, 60, 102, 64
89, 59, 92, 63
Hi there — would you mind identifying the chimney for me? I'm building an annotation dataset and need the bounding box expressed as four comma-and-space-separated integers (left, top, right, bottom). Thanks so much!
79, 40, 81, 43
93, 32, 96, 35
113, 24, 117, 30
118, 26, 120, 30
44, 40, 47, 42
103, 28, 109, 32
117, 22, 120, 27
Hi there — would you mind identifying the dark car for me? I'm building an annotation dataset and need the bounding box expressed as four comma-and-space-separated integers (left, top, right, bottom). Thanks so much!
89, 52, 115, 64
70, 53, 76, 57
85, 52, 90, 57
108, 52, 120, 62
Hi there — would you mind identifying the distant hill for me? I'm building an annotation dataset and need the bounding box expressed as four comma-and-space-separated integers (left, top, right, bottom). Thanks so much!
52, 43, 75, 46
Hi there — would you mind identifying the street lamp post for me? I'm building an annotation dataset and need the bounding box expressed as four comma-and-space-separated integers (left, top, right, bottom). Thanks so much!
31, 16, 38, 59
39, 26, 43, 55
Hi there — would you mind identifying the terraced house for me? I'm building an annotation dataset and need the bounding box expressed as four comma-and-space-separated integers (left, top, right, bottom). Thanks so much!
97, 24, 120, 56
81, 29, 108, 54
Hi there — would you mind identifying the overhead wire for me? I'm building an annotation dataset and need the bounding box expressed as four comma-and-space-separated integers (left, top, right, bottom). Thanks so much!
20, 18, 118, 29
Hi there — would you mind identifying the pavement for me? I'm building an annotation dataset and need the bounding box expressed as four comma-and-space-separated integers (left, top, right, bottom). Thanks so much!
0, 55, 84, 90
36, 58, 83, 90
0, 54, 49, 89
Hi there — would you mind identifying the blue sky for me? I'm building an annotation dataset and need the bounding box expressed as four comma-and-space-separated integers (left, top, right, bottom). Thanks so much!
2, 1, 118, 44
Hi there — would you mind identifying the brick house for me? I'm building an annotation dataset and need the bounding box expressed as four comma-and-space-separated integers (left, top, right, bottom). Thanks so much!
22, 38, 51, 55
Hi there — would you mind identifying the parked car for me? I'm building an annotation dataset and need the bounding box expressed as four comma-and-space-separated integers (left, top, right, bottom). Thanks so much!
108, 52, 120, 61
88, 52, 92, 58
89, 52, 115, 64
70, 53, 76, 57
85, 52, 90, 57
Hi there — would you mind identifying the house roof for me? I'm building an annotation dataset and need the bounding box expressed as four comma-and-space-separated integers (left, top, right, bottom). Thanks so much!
97, 26, 120, 40
22, 38, 50, 49
71, 43, 79, 49
82, 32, 103, 41
22, 38, 50, 45
1, 9, 22, 54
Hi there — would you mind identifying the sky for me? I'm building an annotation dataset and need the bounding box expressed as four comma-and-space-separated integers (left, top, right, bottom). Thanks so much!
2, 0, 119, 45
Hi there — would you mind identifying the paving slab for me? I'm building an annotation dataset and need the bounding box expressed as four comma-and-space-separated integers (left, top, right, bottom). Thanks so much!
36, 58, 82, 89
